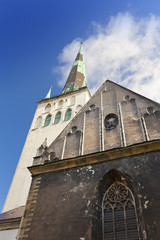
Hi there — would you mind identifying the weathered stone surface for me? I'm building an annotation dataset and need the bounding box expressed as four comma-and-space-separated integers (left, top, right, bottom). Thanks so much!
39, 80, 160, 165
19, 148, 160, 240
83, 107, 101, 154
120, 97, 144, 146
17, 80, 160, 240
102, 89, 121, 150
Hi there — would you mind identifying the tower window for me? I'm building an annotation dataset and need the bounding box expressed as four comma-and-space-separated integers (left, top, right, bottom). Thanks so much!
64, 109, 72, 121
34, 116, 42, 128
58, 100, 63, 109
69, 96, 75, 106
54, 112, 61, 124
44, 114, 51, 127
103, 182, 139, 240
44, 103, 51, 112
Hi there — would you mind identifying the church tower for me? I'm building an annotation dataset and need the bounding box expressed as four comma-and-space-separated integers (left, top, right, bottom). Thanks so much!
2, 42, 91, 213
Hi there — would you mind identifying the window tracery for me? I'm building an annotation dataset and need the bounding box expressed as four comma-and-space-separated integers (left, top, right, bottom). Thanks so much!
103, 182, 140, 240
104, 114, 118, 130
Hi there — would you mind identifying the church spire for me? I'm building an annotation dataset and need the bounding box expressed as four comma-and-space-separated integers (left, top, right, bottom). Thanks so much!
62, 41, 87, 94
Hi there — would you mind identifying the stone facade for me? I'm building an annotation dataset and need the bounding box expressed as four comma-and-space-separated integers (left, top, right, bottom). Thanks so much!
17, 80, 160, 240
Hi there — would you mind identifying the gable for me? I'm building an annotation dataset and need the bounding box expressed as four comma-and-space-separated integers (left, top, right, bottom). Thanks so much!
34, 80, 160, 165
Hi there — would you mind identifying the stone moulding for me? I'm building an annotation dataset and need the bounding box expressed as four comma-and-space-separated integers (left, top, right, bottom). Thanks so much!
28, 139, 160, 176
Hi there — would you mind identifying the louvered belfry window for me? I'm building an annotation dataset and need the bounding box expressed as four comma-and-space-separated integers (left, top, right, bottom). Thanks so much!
103, 182, 140, 240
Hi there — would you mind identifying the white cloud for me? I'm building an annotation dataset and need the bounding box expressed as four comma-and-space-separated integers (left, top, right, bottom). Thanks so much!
54, 12, 160, 102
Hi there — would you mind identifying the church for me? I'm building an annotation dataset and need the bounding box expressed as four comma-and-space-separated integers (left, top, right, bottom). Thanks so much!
0, 42, 160, 240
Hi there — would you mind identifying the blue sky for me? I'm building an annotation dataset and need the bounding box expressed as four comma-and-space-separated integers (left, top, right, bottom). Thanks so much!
1, 0, 160, 212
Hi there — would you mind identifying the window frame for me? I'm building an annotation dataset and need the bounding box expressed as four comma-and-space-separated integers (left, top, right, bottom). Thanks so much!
54, 111, 61, 124
64, 108, 72, 121
44, 103, 51, 113
102, 181, 140, 240
44, 114, 52, 127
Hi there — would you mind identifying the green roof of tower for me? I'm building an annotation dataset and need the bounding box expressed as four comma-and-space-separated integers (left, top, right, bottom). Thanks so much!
62, 41, 87, 94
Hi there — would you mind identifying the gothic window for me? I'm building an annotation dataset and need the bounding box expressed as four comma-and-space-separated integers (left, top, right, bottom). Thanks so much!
58, 100, 63, 109
76, 105, 82, 113
34, 116, 42, 128
103, 182, 140, 240
44, 114, 51, 127
54, 112, 61, 124
64, 109, 72, 121
69, 96, 75, 106
44, 103, 51, 112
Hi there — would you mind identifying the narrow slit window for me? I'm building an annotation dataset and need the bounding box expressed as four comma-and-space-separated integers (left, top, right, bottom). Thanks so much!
102, 182, 140, 240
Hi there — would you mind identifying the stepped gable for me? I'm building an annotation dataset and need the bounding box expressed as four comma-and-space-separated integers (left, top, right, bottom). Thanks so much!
34, 80, 160, 165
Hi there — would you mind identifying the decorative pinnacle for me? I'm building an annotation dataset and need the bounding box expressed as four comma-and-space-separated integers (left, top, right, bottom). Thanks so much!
45, 85, 52, 99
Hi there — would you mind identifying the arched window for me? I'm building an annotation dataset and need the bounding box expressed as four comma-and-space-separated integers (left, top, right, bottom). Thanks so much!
69, 96, 75, 106
34, 116, 42, 128
44, 114, 51, 127
64, 109, 72, 121
44, 103, 51, 112
58, 100, 63, 109
75, 105, 82, 113
103, 182, 139, 240
54, 112, 61, 124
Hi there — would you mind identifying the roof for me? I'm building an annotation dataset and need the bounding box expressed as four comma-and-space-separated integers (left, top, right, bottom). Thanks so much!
0, 206, 25, 224
62, 42, 87, 94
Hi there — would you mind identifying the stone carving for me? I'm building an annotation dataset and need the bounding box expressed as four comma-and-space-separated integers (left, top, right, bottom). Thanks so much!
106, 182, 128, 202
145, 106, 160, 118
123, 94, 135, 103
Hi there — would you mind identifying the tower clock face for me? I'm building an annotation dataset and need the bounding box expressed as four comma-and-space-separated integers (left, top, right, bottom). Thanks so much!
104, 114, 118, 130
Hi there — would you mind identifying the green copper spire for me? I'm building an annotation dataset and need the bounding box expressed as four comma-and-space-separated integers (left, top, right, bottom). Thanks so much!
45, 86, 52, 99
62, 41, 87, 94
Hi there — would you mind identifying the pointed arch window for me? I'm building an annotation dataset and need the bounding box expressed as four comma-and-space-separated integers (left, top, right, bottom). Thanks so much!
64, 109, 72, 121
58, 100, 63, 109
34, 116, 42, 128
103, 182, 140, 240
54, 112, 61, 124
75, 105, 82, 114
69, 96, 75, 106
44, 114, 51, 127
44, 103, 51, 112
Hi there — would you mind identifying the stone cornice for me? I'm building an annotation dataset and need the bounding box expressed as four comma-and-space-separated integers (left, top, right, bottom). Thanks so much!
28, 140, 160, 176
